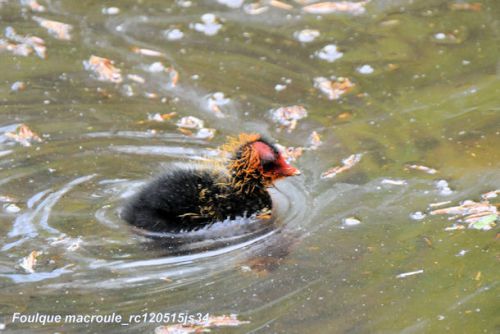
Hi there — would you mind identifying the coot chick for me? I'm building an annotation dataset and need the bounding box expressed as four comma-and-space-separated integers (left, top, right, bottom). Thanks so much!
122, 133, 300, 232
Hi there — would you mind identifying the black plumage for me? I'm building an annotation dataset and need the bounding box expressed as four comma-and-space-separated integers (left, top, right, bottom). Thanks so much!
122, 134, 299, 233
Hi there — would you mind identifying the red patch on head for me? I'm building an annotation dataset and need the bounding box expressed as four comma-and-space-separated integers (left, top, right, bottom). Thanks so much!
251, 141, 300, 180
251, 141, 276, 162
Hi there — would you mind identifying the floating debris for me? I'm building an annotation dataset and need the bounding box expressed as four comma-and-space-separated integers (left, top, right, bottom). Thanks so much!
83, 55, 123, 83
430, 198, 498, 231
432, 31, 464, 45
176, 116, 204, 129
308, 131, 322, 150
194, 127, 216, 140
303, 1, 370, 15
449, 2, 482, 11
357, 64, 374, 74
20, 0, 45, 12
4, 124, 42, 147
167, 67, 179, 87
102, 7, 120, 15
190, 13, 222, 36
270, 0, 293, 10
321, 153, 363, 179
3, 26, 46, 58
436, 179, 453, 196
313, 76, 355, 100
315, 44, 343, 62
176, 116, 215, 139
396, 269, 424, 278
155, 314, 249, 334
11, 81, 26, 92
274, 83, 287, 92
409, 211, 426, 220
294, 29, 320, 43
243, 3, 269, 15
206, 92, 229, 118
343, 217, 361, 226
20, 250, 42, 273
275, 144, 303, 163
217, 0, 244, 8
381, 179, 407, 186
127, 74, 146, 84
163, 28, 184, 41
132, 47, 165, 57
32, 16, 73, 41
455, 249, 469, 257
147, 62, 166, 73
429, 200, 452, 208
270, 105, 308, 132
481, 190, 499, 200
147, 112, 177, 122
467, 214, 497, 231
405, 164, 437, 174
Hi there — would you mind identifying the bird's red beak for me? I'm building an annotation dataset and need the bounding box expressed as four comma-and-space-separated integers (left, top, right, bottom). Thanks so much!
275, 155, 301, 177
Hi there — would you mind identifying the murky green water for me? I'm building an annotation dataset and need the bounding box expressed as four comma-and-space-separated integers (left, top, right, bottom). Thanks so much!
0, 0, 499, 333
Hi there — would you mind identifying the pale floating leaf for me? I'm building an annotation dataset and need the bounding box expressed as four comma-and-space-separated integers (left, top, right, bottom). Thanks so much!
481, 189, 499, 200
33, 16, 73, 40
449, 2, 481, 11
4, 124, 42, 147
270, 105, 308, 132
132, 47, 165, 57
270, 0, 293, 10
176, 116, 204, 129
83, 55, 123, 83
396, 269, 424, 278
20, 251, 42, 273
303, 1, 370, 15
294, 29, 320, 43
313, 76, 354, 100
308, 131, 322, 150
244, 3, 269, 15
275, 144, 303, 163
405, 164, 437, 174
321, 153, 363, 179
20, 0, 45, 12
468, 214, 497, 231
381, 179, 407, 186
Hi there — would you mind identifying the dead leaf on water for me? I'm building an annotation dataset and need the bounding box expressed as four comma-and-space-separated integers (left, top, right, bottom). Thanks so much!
20, 0, 45, 12
405, 164, 437, 174
303, 1, 370, 15
275, 144, 303, 162
3, 26, 46, 58
321, 153, 363, 179
481, 189, 499, 200
270, 0, 293, 10
270, 105, 308, 132
33, 16, 72, 40
132, 47, 165, 57
449, 2, 482, 11
83, 55, 123, 83
313, 77, 354, 100
308, 131, 322, 150
5, 124, 42, 147
176, 116, 215, 140
429, 197, 498, 231
20, 251, 42, 273
167, 67, 179, 87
